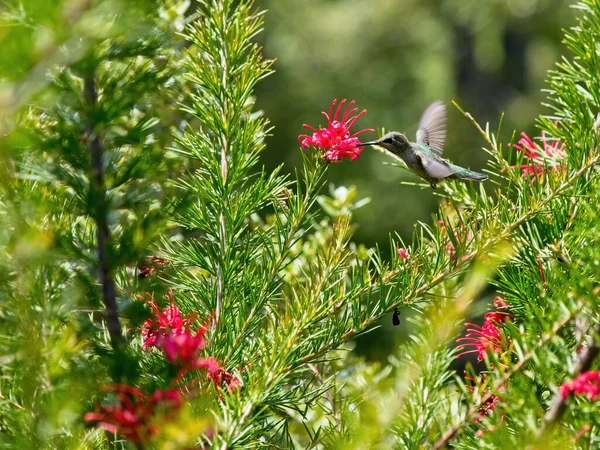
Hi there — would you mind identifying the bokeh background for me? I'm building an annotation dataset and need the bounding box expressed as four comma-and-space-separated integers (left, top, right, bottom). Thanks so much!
254, 0, 575, 359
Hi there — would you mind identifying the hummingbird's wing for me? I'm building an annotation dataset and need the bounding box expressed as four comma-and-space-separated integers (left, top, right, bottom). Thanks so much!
416, 150, 455, 180
415, 101, 446, 157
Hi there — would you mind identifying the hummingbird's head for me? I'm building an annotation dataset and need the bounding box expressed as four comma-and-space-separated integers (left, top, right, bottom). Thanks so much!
359, 131, 409, 153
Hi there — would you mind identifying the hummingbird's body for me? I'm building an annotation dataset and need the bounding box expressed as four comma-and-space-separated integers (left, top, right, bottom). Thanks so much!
359, 101, 488, 188
386, 139, 488, 188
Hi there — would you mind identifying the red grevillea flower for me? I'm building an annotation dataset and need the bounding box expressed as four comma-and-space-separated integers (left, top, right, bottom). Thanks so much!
560, 371, 600, 400
397, 247, 409, 260
140, 292, 207, 367
484, 297, 510, 324
456, 297, 511, 361
512, 129, 566, 180
196, 357, 242, 398
298, 99, 375, 163
162, 328, 208, 365
140, 293, 196, 350
84, 385, 182, 445
464, 374, 501, 423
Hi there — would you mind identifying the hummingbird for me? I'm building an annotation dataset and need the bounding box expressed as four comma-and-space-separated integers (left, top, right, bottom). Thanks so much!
359, 101, 488, 189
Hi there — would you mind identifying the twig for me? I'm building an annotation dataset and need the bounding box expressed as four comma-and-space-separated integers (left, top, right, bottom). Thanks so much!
213, 3, 229, 335
433, 305, 581, 449
308, 363, 341, 432
542, 320, 600, 428
84, 75, 123, 346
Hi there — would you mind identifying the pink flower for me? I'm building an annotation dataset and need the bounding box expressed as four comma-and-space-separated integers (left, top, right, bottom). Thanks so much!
511, 129, 566, 180
139, 292, 208, 367
137, 293, 244, 400
151, 389, 182, 407
484, 296, 511, 323
560, 371, 600, 400
464, 375, 501, 423
456, 298, 511, 361
298, 99, 374, 163
476, 394, 499, 422
140, 297, 194, 350
196, 357, 242, 398
397, 247, 409, 260
84, 385, 182, 445
161, 327, 208, 365
493, 296, 509, 308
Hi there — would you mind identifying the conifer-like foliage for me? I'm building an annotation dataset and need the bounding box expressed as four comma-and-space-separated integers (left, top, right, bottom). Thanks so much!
2, 0, 600, 448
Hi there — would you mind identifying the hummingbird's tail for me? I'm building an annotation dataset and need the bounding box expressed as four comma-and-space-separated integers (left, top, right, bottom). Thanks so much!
456, 169, 488, 182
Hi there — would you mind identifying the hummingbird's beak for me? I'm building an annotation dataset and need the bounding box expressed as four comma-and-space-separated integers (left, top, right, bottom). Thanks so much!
358, 140, 378, 147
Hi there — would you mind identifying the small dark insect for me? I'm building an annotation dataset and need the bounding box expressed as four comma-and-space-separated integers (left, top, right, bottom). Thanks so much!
392, 307, 400, 326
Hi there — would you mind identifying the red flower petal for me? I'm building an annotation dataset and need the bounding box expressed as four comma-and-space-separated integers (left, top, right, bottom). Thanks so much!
298, 98, 374, 163
456, 300, 511, 361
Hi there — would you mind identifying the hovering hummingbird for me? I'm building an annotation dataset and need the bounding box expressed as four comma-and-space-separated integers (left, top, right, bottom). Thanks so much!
359, 101, 488, 188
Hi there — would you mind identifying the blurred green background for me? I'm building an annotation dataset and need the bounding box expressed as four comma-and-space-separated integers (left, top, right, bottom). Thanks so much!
255, 0, 573, 250
254, 0, 574, 360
